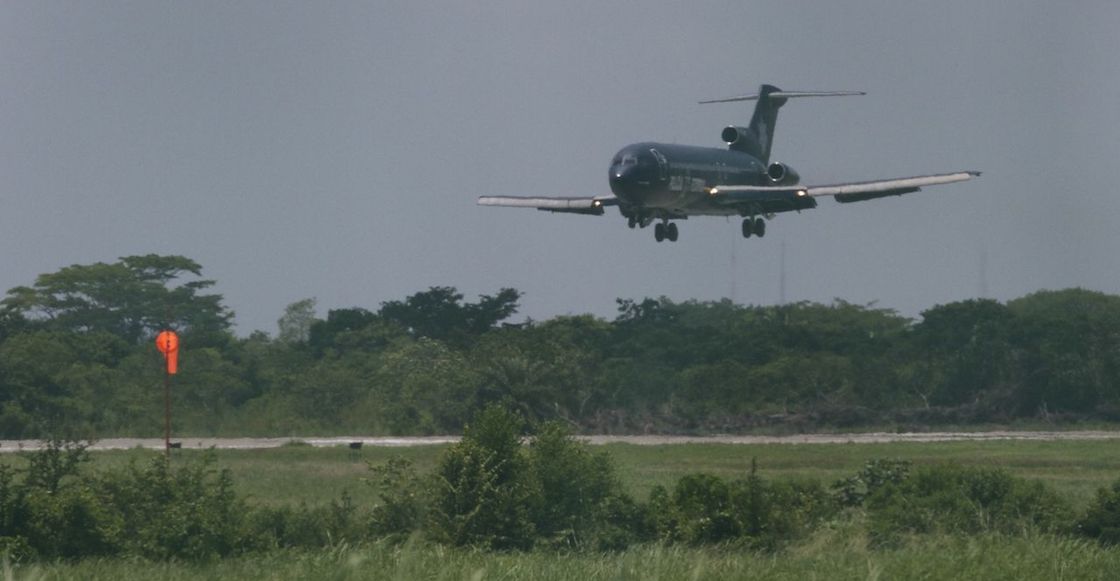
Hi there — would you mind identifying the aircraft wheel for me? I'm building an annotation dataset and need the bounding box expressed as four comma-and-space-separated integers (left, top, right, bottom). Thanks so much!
628, 216, 637, 229
741, 218, 753, 239
753, 217, 766, 238
654, 223, 665, 242
667, 222, 679, 242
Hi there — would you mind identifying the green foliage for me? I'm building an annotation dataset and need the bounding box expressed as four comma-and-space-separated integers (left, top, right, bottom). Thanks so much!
527, 422, 626, 548
649, 461, 834, 549
1075, 479, 1120, 545
97, 454, 244, 560
379, 286, 521, 346
276, 298, 317, 345
427, 406, 534, 550
865, 464, 1072, 545
5, 254, 1120, 438
833, 459, 912, 507
0, 255, 231, 345
366, 456, 426, 540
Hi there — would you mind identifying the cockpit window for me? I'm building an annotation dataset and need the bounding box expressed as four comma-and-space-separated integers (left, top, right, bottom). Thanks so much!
622, 154, 637, 166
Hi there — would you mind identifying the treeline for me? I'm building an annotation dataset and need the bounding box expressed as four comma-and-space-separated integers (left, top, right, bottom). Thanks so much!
2, 254, 1120, 438
4, 410, 1120, 562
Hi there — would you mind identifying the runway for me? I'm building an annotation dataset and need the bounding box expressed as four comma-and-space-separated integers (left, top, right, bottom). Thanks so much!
2, 431, 1119, 452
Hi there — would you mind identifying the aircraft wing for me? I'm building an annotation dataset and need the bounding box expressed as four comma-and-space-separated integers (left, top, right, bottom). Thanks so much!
477, 194, 619, 216
708, 171, 980, 205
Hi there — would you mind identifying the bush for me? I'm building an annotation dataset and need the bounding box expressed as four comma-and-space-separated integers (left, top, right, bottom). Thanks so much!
650, 461, 834, 549
833, 458, 912, 507
426, 406, 535, 550
527, 421, 624, 548
97, 454, 244, 560
1075, 479, 1120, 545
245, 494, 366, 550
367, 456, 426, 541
866, 464, 1072, 545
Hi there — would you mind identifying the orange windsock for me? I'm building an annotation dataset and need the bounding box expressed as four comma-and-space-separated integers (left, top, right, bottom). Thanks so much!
155, 330, 180, 375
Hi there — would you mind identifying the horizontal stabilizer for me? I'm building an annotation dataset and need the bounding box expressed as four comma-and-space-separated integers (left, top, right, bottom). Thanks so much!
699, 90, 865, 104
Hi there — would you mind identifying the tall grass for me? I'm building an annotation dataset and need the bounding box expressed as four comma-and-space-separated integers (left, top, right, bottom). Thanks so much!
12, 533, 1120, 581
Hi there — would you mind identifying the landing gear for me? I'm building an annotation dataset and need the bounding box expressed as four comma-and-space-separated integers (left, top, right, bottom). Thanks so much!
628, 216, 637, 229
654, 221, 679, 243
741, 217, 766, 239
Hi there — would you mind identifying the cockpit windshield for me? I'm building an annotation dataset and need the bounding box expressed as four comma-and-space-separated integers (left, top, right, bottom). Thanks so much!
622, 154, 638, 166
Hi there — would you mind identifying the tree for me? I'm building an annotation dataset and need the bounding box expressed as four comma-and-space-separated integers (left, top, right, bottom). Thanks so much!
276, 298, 317, 345
1, 255, 232, 345
378, 287, 521, 345
307, 307, 379, 354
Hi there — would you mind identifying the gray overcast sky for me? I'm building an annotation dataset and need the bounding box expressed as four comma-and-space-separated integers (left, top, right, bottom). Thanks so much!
3, 1, 1119, 334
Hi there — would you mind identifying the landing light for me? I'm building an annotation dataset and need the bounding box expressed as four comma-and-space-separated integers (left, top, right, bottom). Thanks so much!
592, 200, 602, 208
796, 190, 807, 197
709, 187, 719, 195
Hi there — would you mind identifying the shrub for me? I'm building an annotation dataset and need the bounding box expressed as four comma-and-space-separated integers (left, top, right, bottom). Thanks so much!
651, 461, 834, 549
526, 421, 623, 548
833, 458, 912, 507
246, 494, 366, 550
866, 464, 1072, 545
367, 456, 426, 540
1075, 479, 1120, 545
97, 454, 244, 560
426, 405, 535, 550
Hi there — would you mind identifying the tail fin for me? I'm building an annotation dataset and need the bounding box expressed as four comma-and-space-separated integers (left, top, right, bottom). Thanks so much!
701, 85, 864, 163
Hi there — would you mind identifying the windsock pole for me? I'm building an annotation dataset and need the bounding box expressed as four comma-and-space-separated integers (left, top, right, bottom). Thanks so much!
155, 331, 180, 460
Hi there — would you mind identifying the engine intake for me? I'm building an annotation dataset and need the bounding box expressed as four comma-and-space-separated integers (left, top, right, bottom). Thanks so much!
766, 162, 800, 186
721, 126, 762, 157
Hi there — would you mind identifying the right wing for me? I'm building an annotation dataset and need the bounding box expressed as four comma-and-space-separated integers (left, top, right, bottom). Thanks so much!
477, 195, 619, 216
708, 171, 980, 205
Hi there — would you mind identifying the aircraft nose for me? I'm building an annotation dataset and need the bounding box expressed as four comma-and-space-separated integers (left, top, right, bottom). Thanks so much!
611, 165, 635, 183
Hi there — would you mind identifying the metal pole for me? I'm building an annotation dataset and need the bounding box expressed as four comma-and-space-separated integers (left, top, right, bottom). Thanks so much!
164, 367, 171, 460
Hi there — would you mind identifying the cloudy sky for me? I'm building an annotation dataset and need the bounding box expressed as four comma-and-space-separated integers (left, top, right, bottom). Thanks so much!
3, 1, 1118, 334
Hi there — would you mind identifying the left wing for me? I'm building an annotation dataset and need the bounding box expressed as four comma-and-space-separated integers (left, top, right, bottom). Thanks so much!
477, 195, 619, 216
708, 171, 980, 205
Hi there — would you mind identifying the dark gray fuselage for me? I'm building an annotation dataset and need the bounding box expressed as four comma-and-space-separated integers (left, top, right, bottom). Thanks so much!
607, 142, 816, 220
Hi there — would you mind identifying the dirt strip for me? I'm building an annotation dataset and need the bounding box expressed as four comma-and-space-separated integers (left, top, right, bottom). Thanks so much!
2, 431, 1120, 452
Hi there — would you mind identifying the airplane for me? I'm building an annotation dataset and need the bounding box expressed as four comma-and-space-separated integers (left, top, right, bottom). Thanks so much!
478, 84, 979, 242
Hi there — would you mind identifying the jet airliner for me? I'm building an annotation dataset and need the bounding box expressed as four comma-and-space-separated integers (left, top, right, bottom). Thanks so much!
478, 84, 979, 242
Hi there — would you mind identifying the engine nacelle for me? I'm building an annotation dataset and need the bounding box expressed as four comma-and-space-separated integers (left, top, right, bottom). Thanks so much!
766, 161, 800, 186
721, 126, 762, 158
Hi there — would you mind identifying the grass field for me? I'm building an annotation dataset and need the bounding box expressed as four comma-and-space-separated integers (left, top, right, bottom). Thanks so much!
4, 438, 1120, 579
3, 437, 1119, 508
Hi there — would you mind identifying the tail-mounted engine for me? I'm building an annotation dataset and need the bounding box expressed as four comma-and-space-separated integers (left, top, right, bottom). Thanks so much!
766, 161, 800, 186
721, 126, 763, 159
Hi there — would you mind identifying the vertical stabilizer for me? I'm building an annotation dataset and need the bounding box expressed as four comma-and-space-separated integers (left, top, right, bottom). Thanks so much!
747, 84, 786, 163
701, 85, 865, 163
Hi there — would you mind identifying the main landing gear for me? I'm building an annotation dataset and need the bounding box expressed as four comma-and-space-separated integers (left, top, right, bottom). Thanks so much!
654, 221, 678, 243
741, 217, 766, 239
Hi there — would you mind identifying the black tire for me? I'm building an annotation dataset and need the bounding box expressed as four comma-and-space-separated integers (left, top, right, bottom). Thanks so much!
628, 216, 637, 229
654, 223, 665, 242
754, 217, 766, 238
741, 218, 753, 239
667, 222, 679, 242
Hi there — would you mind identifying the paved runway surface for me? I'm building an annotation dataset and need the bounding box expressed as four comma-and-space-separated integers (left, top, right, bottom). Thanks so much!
2, 431, 1119, 452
